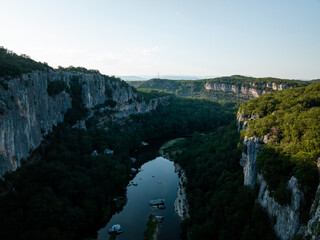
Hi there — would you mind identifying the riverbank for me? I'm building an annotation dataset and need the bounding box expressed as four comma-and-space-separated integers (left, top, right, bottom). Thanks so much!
174, 170, 190, 220
97, 156, 181, 240
158, 138, 186, 159
144, 214, 160, 240
159, 139, 190, 221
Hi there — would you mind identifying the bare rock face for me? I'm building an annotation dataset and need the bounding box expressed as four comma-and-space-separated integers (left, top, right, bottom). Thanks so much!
305, 159, 320, 239
257, 174, 304, 240
175, 170, 190, 220
240, 136, 261, 187
79, 74, 136, 109
0, 70, 166, 177
238, 114, 310, 240
306, 184, 320, 239
0, 71, 72, 177
204, 82, 265, 98
204, 82, 288, 99
240, 135, 305, 239
236, 112, 260, 131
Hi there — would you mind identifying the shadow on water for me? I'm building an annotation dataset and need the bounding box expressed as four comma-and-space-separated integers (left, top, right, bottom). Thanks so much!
97, 139, 182, 240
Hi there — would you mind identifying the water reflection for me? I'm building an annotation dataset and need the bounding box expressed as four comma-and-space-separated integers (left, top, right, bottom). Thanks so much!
97, 157, 181, 240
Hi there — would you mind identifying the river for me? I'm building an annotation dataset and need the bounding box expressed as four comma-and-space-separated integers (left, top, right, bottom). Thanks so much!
97, 153, 181, 240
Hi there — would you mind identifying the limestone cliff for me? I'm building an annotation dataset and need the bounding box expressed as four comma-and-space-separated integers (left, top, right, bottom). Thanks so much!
306, 183, 320, 239
305, 159, 320, 239
0, 71, 72, 177
79, 73, 136, 109
204, 81, 288, 98
0, 70, 165, 177
174, 170, 190, 220
257, 174, 304, 240
240, 136, 261, 187
239, 134, 305, 239
238, 115, 319, 240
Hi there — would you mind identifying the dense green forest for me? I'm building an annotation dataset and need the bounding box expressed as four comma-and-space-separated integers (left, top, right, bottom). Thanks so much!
239, 83, 320, 215
128, 76, 309, 101
161, 124, 277, 240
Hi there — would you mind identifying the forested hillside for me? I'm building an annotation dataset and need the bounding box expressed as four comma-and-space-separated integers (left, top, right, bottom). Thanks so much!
239, 83, 320, 201
238, 83, 320, 238
129, 76, 309, 101
161, 125, 277, 240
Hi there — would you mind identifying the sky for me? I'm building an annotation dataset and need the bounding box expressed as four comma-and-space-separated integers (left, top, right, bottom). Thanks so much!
0, 0, 320, 79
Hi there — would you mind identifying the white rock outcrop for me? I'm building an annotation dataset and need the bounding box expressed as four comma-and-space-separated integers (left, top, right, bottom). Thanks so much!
238, 114, 308, 240
240, 136, 261, 187
175, 170, 190, 220
305, 184, 320, 239
204, 82, 288, 99
0, 71, 72, 177
257, 174, 304, 240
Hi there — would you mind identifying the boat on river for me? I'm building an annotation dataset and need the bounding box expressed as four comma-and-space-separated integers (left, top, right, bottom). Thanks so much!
108, 224, 123, 234
155, 216, 164, 222
149, 198, 165, 206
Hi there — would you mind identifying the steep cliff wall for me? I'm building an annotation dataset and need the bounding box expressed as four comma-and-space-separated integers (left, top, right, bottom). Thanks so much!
257, 174, 304, 240
305, 159, 320, 239
239, 133, 305, 240
240, 136, 261, 187
174, 170, 190, 220
0, 71, 72, 177
238, 115, 320, 240
0, 70, 164, 177
306, 183, 320, 238
80, 73, 136, 109
204, 81, 288, 98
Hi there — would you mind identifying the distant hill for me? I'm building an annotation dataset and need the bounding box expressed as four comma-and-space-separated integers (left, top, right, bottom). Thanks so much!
118, 76, 149, 81
120, 75, 218, 81
128, 76, 310, 102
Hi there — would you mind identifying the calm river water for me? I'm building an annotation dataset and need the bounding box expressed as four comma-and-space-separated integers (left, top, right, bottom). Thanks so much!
97, 156, 181, 240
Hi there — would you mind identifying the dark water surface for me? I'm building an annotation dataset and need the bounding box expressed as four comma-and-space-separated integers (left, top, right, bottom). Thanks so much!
97, 156, 181, 240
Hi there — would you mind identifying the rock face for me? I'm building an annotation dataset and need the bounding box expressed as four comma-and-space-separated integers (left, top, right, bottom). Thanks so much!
0, 71, 72, 177
113, 97, 169, 119
238, 115, 306, 240
93, 96, 170, 129
237, 112, 260, 131
257, 174, 304, 240
0, 70, 165, 177
79, 73, 136, 109
204, 82, 288, 98
305, 184, 320, 239
175, 170, 190, 220
305, 159, 320, 239
238, 113, 320, 240
240, 136, 261, 187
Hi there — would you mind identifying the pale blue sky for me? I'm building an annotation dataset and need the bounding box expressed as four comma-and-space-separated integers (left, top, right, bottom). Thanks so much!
0, 0, 319, 79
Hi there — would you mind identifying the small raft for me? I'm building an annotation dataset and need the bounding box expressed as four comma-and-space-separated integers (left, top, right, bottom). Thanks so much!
108, 224, 123, 234
149, 198, 165, 206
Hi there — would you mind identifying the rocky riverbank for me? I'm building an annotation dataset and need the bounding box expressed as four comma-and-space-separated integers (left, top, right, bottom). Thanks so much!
159, 139, 190, 221
174, 168, 190, 220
